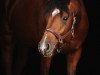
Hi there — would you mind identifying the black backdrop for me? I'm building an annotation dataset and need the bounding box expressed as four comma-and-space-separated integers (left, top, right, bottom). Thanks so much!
0, 0, 100, 75
81, 0, 100, 75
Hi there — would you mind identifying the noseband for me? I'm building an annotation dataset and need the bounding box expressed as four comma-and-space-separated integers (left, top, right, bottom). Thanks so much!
45, 13, 76, 53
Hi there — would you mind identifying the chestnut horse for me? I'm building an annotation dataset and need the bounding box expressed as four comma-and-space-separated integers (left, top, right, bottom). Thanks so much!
1, 0, 88, 75
38, 0, 89, 75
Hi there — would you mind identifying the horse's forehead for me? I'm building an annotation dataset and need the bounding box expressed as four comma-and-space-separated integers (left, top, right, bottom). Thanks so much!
52, 8, 60, 17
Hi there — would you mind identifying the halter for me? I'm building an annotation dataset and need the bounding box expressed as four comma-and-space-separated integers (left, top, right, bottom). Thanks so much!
45, 13, 76, 53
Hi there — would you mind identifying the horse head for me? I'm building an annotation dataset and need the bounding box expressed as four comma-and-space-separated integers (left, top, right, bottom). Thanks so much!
38, 0, 81, 57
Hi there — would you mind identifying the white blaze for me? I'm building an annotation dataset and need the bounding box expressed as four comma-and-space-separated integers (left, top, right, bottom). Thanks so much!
40, 34, 47, 54
52, 8, 60, 17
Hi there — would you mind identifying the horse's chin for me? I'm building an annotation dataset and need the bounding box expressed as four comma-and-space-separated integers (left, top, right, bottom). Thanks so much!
41, 46, 56, 58
42, 52, 53, 57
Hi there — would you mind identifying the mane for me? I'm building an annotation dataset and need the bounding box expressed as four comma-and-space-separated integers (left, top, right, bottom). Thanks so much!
45, 0, 70, 15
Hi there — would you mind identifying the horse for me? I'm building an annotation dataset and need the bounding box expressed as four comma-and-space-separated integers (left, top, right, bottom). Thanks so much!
0, 0, 46, 75
0, 0, 88, 75
38, 0, 89, 75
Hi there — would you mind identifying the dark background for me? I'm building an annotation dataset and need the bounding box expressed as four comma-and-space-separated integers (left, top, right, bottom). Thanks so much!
0, 0, 100, 75
78, 0, 100, 75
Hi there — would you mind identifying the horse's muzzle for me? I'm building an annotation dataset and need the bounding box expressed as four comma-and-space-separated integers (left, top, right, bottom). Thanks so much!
38, 42, 53, 57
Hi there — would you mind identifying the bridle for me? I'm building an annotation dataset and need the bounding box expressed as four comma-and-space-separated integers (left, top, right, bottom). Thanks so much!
45, 13, 77, 53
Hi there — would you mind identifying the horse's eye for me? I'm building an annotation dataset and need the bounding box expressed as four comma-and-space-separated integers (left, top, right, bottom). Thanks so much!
62, 16, 68, 21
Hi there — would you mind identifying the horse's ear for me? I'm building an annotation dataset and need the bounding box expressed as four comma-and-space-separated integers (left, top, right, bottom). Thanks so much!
68, 0, 81, 13
67, 0, 74, 12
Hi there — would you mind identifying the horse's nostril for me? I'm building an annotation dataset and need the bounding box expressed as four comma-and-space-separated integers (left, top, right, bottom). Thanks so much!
38, 42, 53, 57
46, 43, 50, 50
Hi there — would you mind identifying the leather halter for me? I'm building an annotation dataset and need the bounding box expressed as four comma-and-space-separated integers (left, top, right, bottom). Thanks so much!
45, 13, 76, 53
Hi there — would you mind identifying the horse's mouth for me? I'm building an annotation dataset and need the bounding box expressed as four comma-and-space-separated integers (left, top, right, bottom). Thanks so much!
39, 48, 54, 57
42, 52, 53, 57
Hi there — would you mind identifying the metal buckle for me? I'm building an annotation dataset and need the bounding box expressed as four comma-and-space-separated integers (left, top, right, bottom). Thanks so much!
58, 38, 63, 44
57, 38, 63, 53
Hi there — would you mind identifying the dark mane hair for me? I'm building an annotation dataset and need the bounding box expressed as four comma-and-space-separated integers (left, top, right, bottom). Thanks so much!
45, 0, 70, 15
